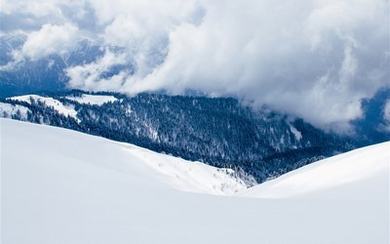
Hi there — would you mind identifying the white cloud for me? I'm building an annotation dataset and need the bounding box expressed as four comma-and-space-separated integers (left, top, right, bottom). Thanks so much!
15, 23, 80, 60
1, 0, 60, 16
87, 0, 199, 25
113, 0, 388, 129
2, 0, 389, 130
66, 49, 128, 91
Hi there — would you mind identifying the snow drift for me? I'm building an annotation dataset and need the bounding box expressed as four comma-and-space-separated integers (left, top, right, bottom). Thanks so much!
242, 142, 389, 198
1, 119, 389, 244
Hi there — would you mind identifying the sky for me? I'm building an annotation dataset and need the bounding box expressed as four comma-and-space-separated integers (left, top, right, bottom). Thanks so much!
1, 0, 389, 130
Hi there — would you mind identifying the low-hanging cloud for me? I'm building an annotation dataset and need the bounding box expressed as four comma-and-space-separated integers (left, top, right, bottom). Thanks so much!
1, 0, 389, 130
19, 23, 80, 60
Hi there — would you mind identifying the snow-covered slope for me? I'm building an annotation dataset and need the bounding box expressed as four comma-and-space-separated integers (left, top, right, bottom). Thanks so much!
241, 142, 390, 198
1, 91, 360, 184
65, 94, 118, 105
121, 144, 248, 194
1, 118, 246, 196
1, 119, 389, 244
8, 95, 77, 118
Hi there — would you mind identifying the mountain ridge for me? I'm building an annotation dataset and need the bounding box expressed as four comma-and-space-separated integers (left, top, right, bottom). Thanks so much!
0, 90, 369, 182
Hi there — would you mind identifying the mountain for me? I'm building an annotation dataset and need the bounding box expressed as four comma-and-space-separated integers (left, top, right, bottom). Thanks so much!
0, 90, 361, 183
1, 34, 389, 183
0, 34, 103, 97
2, 118, 388, 244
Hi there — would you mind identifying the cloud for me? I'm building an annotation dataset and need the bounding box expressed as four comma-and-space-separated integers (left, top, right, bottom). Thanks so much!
114, 0, 389, 130
12, 23, 80, 61
1, 0, 389, 130
66, 49, 128, 91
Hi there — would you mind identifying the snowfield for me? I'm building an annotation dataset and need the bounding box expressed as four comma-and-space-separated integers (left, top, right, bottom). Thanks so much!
1, 119, 389, 244
65, 94, 118, 105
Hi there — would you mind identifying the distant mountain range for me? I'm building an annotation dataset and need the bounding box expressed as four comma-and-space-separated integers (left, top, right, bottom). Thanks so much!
1, 89, 389, 183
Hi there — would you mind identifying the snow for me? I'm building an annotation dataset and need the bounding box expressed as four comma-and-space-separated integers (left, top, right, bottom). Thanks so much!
8, 95, 77, 118
1, 118, 389, 244
122, 144, 247, 194
65, 94, 118, 105
289, 124, 302, 141
0, 102, 29, 119
240, 142, 390, 198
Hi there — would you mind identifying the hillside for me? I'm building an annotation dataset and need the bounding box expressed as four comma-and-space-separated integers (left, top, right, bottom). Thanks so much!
0, 91, 357, 183
1, 119, 388, 244
241, 142, 389, 198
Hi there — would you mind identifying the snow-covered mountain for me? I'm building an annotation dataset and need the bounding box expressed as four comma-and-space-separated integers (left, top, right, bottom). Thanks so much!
2, 118, 388, 244
0, 91, 357, 183
1, 33, 389, 182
